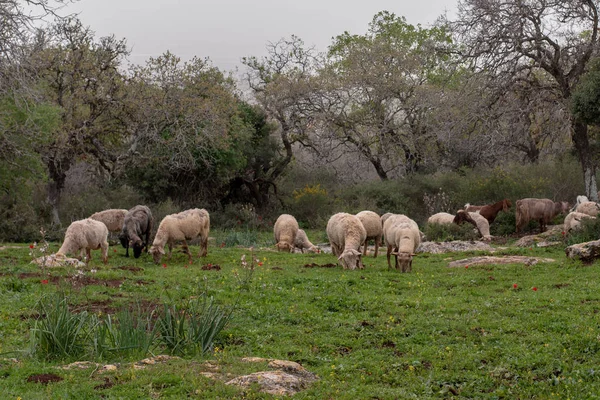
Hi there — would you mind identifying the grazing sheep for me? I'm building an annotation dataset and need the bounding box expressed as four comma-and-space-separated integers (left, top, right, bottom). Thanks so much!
56, 218, 108, 264
571, 195, 590, 212
575, 201, 600, 217
468, 212, 492, 240
356, 210, 382, 257
273, 214, 299, 252
564, 211, 596, 233
516, 198, 570, 233
149, 208, 210, 264
427, 212, 456, 225
326, 213, 367, 270
119, 205, 153, 258
294, 229, 320, 253
383, 214, 420, 272
90, 209, 128, 233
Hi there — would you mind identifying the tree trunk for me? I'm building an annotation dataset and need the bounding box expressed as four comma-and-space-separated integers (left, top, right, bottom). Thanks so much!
572, 121, 599, 202
45, 156, 69, 227
46, 180, 63, 226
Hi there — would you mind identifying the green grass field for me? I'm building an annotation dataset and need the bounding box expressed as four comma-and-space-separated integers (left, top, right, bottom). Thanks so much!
1, 230, 599, 398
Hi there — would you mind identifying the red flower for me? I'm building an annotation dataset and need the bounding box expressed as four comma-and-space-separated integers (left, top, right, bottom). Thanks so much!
29, 244, 34, 249
162, 264, 167, 268
532, 287, 538, 291
562, 231, 566, 236
41, 279, 48, 285
465, 265, 469, 269
258, 261, 264, 266
220, 242, 225, 248
513, 283, 518, 289
113, 249, 117, 253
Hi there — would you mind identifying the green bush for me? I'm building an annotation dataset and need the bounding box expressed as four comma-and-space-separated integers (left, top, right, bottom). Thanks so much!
423, 222, 480, 242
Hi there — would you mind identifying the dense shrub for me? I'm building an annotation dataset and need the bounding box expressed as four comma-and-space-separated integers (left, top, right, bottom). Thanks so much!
423, 222, 480, 242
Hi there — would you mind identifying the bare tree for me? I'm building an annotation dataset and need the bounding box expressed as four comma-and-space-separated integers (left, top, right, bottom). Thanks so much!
448, 0, 600, 200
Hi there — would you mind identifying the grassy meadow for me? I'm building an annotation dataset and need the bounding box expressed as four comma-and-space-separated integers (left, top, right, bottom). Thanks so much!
0, 229, 599, 398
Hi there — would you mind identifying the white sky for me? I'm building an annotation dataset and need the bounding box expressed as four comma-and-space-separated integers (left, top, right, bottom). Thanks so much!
60, 0, 457, 73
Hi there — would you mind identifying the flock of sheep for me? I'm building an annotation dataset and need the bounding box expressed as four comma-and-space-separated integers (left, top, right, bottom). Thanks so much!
54, 206, 209, 265
49, 194, 599, 271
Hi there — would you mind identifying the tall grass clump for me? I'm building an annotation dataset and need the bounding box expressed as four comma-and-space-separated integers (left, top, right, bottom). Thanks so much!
92, 306, 157, 360
157, 296, 232, 356
28, 292, 90, 360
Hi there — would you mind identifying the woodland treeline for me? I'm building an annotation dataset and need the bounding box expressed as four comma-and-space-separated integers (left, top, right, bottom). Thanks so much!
2, 0, 600, 240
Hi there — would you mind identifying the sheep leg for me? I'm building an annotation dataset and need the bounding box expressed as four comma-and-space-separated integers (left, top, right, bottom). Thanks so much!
200, 236, 208, 257
362, 240, 368, 257
181, 240, 192, 264
166, 243, 173, 261
374, 236, 380, 258
386, 245, 393, 270
86, 248, 92, 264
101, 243, 108, 264
145, 219, 152, 253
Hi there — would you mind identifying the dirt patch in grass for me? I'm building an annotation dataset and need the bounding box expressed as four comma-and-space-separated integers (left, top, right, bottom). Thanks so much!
27, 373, 63, 384
94, 377, 116, 390
67, 276, 124, 289
201, 264, 221, 271
117, 266, 144, 273
302, 263, 337, 268
271, 266, 283, 270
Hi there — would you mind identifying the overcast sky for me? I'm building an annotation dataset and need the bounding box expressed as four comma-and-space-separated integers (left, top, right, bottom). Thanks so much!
61, 0, 457, 73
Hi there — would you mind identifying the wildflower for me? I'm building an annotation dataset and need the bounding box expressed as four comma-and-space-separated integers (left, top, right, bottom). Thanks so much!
29, 244, 34, 249
258, 261, 264, 266
220, 242, 225, 248
532, 287, 538, 291
113, 249, 117, 253
162, 263, 167, 268
465, 265, 469, 269
513, 283, 518, 289
562, 231, 566, 236
41, 279, 48, 285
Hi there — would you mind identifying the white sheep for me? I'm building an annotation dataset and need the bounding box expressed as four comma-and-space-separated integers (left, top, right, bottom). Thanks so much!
427, 212, 456, 225
326, 212, 367, 270
294, 229, 320, 253
89, 209, 128, 233
575, 201, 600, 217
356, 210, 382, 257
383, 214, 420, 272
571, 195, 590, 211
564, 211, 596, 233
56, 218, 109, 264
148, 208, 210, 264
273, 214, 299, 252
468, 212, 492, 241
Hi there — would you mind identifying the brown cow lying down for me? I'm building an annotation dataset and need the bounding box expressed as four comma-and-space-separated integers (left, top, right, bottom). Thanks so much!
516, 198, 569, 233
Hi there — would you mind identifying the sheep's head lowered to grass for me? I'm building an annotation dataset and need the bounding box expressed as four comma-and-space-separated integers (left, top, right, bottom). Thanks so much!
391, 250, 416, 273
149, 245, 164, 264
338, 249, 364, 270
